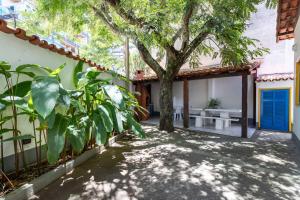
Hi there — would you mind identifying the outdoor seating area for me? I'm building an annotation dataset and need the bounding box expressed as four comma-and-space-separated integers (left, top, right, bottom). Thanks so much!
145, 106, 257, 138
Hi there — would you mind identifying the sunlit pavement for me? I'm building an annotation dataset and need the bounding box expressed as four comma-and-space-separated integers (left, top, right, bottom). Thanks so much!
31, 125, 300, 200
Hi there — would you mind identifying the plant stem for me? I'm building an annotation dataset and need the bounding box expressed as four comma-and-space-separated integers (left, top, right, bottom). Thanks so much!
5, 77, 19, 176
0, 114, 4, 171
32, 121, 40, 174
0, 169, 14, 189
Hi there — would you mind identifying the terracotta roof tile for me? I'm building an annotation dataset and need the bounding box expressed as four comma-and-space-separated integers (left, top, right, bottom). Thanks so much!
0, 19, 107, 70
256, 73, 294, 82
276, 0, 300, 41
133, 62, 261, 82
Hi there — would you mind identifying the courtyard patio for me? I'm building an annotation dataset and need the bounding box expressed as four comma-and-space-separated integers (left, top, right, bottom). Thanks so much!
30, 125, 300, 200
143, 116, 257, 138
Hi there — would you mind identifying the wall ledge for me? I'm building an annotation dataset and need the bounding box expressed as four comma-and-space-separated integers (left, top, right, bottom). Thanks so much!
1, 134, 122, 200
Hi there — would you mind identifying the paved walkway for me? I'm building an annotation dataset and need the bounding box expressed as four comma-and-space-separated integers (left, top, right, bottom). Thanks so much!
31, 125, 300, 200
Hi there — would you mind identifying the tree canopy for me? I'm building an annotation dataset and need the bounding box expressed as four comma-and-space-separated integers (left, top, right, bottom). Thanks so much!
33, 0, 277, 131
35, 0, 276, 72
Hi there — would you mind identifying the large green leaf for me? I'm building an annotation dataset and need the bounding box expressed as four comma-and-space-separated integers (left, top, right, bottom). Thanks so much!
127, 114, 145, 138
16, 64, 49, 77
106, 104, 123, 133
0, 96, 28, 111
3, 81, 32, 97
56, 86, 70, 115
93, 113, 108, 145
47, 113, 69, 164
66, 125, 85, 153
103, 85, 124, 108
73, 61, 84, 88
31, 76, 60, 119
98, 105, 113, 132
86, 69, 101, 80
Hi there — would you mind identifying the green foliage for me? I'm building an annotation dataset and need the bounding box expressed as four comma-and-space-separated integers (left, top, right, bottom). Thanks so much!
206, 98, 221, 109
47, 113, 69, 164
0, 60, 145, 169
73, 61, 84, 87
31, 76, 60, 119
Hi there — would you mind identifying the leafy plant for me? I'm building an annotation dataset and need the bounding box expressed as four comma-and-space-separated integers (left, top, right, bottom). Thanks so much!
206, 98, 221, 109
0, 60, 145, 174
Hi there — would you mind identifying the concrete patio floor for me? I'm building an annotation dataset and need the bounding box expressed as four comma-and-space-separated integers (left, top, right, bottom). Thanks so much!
30, 125, 300, 200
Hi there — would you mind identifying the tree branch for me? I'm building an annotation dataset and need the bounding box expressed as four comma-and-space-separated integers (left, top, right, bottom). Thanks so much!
182, 19, 215, 62
92, 5, 135, 38
104, 0, 179, 57
180, 0, 196, 52
135, 40, 164, 77
92, 4, 165, 77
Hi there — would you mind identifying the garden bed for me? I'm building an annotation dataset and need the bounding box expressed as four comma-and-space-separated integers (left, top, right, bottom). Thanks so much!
0, 134, 121, 200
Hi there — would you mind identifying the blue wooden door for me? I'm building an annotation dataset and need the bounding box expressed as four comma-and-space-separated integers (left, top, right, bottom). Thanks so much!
260, 89, 289, 131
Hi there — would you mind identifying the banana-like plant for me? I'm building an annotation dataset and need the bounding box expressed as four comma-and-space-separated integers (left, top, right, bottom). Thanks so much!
0, 60, 145, 174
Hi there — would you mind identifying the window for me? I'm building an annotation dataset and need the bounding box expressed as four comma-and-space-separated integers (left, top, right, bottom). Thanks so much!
296, 63, 300, 105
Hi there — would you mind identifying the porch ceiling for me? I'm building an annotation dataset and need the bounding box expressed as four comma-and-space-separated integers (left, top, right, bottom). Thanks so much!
133, 62, 260, 83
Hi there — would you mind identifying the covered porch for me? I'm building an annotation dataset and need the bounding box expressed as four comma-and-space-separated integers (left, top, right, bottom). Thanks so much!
133, 62, 260, 138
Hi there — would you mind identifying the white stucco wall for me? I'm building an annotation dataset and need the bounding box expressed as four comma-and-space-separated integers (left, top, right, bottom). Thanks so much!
151, 76, 254, 118
0, 32, 120, 157
244, 4, 294, 76
293, 19, 300, 140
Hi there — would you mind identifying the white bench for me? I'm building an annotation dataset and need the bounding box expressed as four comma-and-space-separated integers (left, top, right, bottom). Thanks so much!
192, 116, 239, 130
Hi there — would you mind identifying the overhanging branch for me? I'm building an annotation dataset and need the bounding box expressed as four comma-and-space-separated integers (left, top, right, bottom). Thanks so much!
104, 0, 179, 57
135, 40, 164, 77
180, 0, 196, 52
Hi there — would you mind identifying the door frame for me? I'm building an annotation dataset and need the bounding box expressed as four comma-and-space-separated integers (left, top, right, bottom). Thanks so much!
258, 87, 292, 132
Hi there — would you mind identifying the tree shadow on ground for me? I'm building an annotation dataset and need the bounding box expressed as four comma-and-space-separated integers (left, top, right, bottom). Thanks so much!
31, 125, 300, 200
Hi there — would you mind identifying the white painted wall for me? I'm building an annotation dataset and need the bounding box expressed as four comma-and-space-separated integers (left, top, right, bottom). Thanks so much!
293, 19, 300, 140
151, 76, 254, 118
244, 4, 294, 76
0, 32, 120, 157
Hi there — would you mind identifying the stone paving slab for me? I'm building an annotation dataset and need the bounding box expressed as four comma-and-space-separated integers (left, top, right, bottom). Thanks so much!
30, 125, 300, 200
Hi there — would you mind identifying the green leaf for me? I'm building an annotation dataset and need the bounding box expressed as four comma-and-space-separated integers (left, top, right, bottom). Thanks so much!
0, 128, 14, 135
16, 64, 49, 77
73, 61, 84, 87
37, 110, 56, 129
0, 96, 28, 111
106, 104, 123, 133
103, 85, 124, 108
31, 76, 60, 119
3, 81, 32, 97
50, 63, 66, 76
98, 105, 113, 132
3, 134, 35, 142
0, 61, 11, 70
86, 69, 101, 80
0, 116, 13, 126
93, 113, 108, 145
66, 125, 85, 153
127, 114, 145, 138
47, 113, 69, 164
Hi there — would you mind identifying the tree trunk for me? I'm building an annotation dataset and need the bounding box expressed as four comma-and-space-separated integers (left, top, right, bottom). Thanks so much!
159, 77, 174, 132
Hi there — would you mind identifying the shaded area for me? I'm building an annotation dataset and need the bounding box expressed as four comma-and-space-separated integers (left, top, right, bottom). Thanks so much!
31, 125, 300, 200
